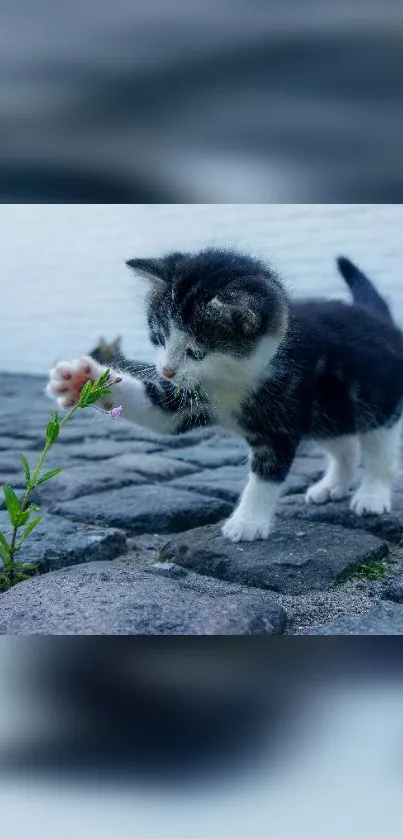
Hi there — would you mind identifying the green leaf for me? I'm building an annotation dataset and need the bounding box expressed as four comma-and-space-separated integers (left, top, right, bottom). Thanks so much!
46, 412, 60, 444
15, 510, 30, 527
79, 379, 112, 408
36, 468, 63, 486
0, 544, 10, 562
0, 530, 10, 552
95, 387, 112, 398
0, 531, 10, 560
81, 388, 111, 407
20, 454, 31, 485
16, 516, 43, 550
26, 504, 40, 513
78, 380, 92, 403
96, 369, 111, 387
2, 484, 22, 527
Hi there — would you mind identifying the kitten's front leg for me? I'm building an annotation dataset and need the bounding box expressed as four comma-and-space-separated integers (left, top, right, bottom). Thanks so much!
222, 444, 296, 543
46, 356, 189, 435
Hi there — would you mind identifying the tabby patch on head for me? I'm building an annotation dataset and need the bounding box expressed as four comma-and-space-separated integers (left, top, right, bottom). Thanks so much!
126, 248, 289, 389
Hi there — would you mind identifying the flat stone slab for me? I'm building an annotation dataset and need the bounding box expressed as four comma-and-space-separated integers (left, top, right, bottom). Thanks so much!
34, 463, 147, 503
278, 495, 403, 544
50, 486, 232, 535
0, 511, 126, 574
169, 461, 320, 505
109, 453, 197, 480
0, 454, 22, 474
110, 424, 217, 447
34, 454, 196, 504
162, 443, 247, 469
161, 521, 390, 595
0, 561, 286, 635
0, 448, 85, 478
170, 465, 248, 504
302, 603, 403, 635
63, 439, 162, 460
0, 436, 40, 451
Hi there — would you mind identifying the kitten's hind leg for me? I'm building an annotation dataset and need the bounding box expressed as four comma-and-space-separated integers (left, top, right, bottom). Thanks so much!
351, 420, 402, 516
305, 436, 360, 505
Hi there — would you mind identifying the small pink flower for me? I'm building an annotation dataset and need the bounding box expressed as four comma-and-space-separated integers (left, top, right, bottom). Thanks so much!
109, 405, 123, 419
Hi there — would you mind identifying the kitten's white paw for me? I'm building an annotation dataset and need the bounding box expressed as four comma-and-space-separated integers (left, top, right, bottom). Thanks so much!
350, 485, 392, 516
222, 511, 272, 543
46, 356, 103, 409
305, 479, 350, 505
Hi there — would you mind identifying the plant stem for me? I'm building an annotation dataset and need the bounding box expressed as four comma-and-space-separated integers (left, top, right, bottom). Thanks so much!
7, 403, 80, 570
2, 371, 115, 589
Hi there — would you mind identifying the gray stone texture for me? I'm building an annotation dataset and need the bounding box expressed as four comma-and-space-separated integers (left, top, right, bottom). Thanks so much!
50, 485, 232, 534
0, 511, 126, 574
161, 521, 390, 595
0, 561, 286, 635
302, 604, 403, 635
2, 371, 403, 634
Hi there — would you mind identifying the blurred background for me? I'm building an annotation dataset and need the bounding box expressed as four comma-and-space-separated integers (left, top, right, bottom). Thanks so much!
0, 202, 402, 375
1, 0, 403, 202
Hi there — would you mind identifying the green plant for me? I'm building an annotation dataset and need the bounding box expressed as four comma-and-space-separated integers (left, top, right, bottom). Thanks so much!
352, 560, 391, 581
0, 370, 121, 592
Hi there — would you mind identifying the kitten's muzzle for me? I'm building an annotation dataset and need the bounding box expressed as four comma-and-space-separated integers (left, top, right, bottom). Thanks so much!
162, 367, 176, 379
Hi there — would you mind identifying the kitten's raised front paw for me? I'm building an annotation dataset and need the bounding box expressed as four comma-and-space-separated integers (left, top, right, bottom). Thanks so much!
305, 479, 350, 505
46, 356, 103, 409
350, 485, 392, 516
222, 511, 272, 543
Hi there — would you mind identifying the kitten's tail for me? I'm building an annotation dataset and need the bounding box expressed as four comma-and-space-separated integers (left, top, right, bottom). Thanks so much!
337, 256, 393, 324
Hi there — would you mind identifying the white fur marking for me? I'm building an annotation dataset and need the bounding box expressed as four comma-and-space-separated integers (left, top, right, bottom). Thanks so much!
350, 422, 401, 516
156, 325, 188, 377
222, 474, 281, 542
306, 436, 360, 505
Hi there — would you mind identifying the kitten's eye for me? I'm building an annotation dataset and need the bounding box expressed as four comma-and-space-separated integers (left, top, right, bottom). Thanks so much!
186, 347, 206, 361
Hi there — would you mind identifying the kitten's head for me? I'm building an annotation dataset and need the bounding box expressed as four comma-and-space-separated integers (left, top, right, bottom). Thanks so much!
126, 249, 289, 391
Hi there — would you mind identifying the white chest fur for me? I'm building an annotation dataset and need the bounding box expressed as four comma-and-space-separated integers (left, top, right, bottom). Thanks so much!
208, 385, 245, 435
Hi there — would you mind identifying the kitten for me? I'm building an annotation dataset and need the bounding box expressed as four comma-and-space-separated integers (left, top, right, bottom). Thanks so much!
47, 249, 403, 543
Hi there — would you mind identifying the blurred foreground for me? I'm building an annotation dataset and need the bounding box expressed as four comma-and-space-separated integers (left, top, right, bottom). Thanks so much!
0, 640, 402, 838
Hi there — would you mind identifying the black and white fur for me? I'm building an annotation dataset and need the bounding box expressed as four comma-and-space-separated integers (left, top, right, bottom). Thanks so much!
47, 249, 403, 542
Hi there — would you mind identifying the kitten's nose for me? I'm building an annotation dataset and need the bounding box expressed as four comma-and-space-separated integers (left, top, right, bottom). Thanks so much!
162, 368, 176, 379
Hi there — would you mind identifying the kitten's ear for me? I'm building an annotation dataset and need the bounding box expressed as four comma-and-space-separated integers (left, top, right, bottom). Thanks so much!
126, 258, 167, 284
207, 296, 260, 336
